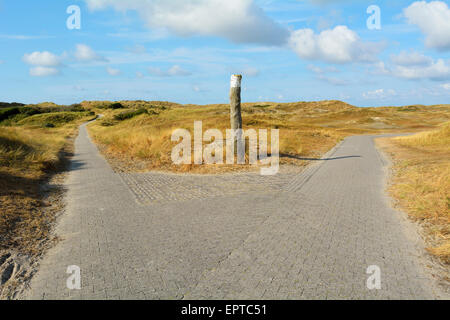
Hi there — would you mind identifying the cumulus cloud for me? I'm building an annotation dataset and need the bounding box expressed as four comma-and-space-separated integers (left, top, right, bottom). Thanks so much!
374, 51, 450, 81
84, 0, 288, 45
390, 50, 433, 66
307, 64, 347, 85
289, 26, 382, 64
29, 66, 60, 77
74, 44, 107, 62
23, 51, 61, 66
362, 88, 396, 99
392, 59, 450, 81
148, 65, 191, 77
404, 1, 450, 51
23, 51, 62, 76
387, 51, 450, 81
106, 66, 121, 76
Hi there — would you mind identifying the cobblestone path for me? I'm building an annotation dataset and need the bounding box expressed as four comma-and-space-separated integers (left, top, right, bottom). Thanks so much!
25, 123, 443, 299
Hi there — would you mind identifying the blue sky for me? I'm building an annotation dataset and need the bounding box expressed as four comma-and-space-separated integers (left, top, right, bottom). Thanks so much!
0, 0, 449, 106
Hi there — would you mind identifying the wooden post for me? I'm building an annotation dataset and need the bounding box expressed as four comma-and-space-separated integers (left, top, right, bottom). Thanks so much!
230, 74, 243, 161
230, 74, 242, 131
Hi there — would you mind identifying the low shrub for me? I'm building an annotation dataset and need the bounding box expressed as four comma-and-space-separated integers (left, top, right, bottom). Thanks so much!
0, 108, 20, 122
109, 103, 125, 110
100, 119, 117, 127
0, 102, 25, 109
114, 108, 148, 121
18, 111, 94, 127
68, 104, 87, 112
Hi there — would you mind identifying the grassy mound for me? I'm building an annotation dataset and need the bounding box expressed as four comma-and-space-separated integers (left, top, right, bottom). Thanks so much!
17, 111, 94, 127
379, 122, 450, 264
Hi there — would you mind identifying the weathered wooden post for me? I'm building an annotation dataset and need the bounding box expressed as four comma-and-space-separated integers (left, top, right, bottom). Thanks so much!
230, 74, 242, 131
229, 74, 243, 162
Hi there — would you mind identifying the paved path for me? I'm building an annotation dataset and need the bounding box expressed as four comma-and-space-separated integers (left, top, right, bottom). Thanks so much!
25, 122, 443, 299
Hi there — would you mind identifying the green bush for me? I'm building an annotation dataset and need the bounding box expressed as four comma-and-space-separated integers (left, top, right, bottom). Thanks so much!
0, 108, 20, 122
0, 102, 25, 109
68, 104, 86, 112
1, 106, 44, 124
18, 107, 42, 116
100, 119, 117, 127
18, 111, 93, 127
114, 108, 148, 121
398, 106, 419, 112
109, 103, 124, 109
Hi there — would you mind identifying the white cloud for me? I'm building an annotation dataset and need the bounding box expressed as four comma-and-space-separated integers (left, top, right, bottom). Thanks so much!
390, 50, 433, 66
307, 64, 339, 74
289, 25, 382, 64
440, 83, 450, 90
106, 66, 121, 76
29, 66, 60, 77
108, 30, 169, 42
84, 0, 288, 45
362, 88, 396, 99
136, 71, 144, 78
307, 64, 347, 85
316, 74, 349, 86
167, 65, 191, 76
374, 52, 450, 81
74, 44, 107, 62
392, 59, 450, 81
128, 44, 146, 54
148, 65, 191, 77
373, 61, 390, 75
242, 67, 260, 77
23, 51, 61, 66
23, 51, 63, 77
404, 1, 450, 51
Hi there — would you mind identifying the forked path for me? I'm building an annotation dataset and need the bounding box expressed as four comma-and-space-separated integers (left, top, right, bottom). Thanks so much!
25, 122, 444, 299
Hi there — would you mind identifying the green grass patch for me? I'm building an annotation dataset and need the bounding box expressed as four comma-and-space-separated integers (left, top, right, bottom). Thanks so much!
17, 111, 95, 127
114, 108, 149, 121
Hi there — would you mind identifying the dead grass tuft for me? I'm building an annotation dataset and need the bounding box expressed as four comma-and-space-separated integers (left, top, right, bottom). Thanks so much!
377, 122, 450, 264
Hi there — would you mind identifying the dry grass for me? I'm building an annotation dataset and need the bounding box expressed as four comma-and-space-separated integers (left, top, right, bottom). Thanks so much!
88, 102, 345, 173
377, 122, 450, 264
0, 113, 95, 255
87, 100, 450, 173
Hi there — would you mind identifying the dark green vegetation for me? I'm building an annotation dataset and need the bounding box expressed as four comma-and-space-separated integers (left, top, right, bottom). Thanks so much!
114, 108, 149, 121
0, 103, 95, 127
